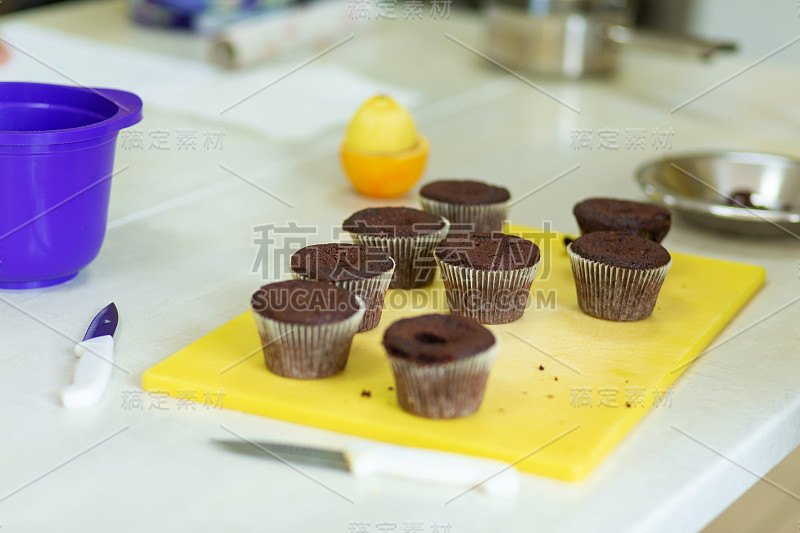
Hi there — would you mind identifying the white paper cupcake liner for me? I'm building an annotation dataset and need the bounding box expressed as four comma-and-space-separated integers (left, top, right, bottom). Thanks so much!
420, 196, 510, 234
434, 254, 540, 324
347, 218, 450, 289
567, 244, 672, 321
292, 259, 395, 332
388, 335, 500, 419
251, 297, 365, 379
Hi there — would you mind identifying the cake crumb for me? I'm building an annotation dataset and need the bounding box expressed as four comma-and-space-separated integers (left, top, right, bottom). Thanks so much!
498, 408, 505, 413
547, 394, 554, 399
538, 365, 545, 371
522, 391, 528, 395
361, 389, 371, 398
387, 386, 394, 391
554, 377, 558, 381
625, 402, 631, 408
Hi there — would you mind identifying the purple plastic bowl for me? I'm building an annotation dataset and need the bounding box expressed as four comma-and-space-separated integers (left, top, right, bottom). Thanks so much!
0, 82, 143, 289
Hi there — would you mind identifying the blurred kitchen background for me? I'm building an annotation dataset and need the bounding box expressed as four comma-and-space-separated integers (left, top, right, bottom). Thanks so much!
2, 0, 799, 65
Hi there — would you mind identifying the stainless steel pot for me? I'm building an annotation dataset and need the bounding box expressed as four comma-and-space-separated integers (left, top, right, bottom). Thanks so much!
486, 0, 736, 78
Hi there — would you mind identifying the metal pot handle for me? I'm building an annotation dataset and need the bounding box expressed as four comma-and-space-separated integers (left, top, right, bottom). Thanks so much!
604, 25, 737, 59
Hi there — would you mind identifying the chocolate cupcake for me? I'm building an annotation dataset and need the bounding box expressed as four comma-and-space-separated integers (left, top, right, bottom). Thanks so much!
434, 233, 541, 324
573, 198, 671, 243
250, 279, 365, 379
290, 243, 395, 332
383, 314, 499, 419
420, 179, 510, 233
342, 207, 449, 289
567, 231, 671, 321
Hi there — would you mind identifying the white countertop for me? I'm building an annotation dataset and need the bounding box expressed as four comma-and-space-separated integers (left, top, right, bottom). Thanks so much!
1, 2, 799, 532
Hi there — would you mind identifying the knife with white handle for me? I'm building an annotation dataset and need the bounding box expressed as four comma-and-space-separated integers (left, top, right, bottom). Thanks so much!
61, 303, 118, 409
214, 439, 520, 497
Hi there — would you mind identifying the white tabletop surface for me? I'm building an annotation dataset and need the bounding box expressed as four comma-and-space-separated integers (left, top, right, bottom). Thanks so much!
1, 2, 799, 532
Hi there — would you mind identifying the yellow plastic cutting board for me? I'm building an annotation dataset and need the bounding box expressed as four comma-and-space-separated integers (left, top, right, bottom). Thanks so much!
142, 225, 765, 481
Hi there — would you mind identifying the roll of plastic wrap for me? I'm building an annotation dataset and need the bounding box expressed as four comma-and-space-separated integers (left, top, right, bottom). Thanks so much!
208, 0, 358, 69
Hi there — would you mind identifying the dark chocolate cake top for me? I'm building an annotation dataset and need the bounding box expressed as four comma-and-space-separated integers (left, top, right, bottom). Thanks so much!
343, 207, 445, 238
291, 243, 393, 282
420, 179, 511, 205
573, 198, 671, 242
435, 232, 540, 270
251, 279, 360, 325
383, 314, 495, 364
570, 231, 671, 270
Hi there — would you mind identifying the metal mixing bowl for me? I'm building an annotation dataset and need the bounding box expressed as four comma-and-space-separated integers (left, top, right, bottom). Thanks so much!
636, 151, 800, 237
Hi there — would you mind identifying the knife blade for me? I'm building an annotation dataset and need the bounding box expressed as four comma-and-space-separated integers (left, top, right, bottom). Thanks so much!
82, 302, 119, 341
61, 303, 119, 409
216, 440, 351, 470
214, 439, 520, 497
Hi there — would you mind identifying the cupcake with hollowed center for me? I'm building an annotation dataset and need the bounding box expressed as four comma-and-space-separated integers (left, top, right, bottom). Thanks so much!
383, 313, 499, 419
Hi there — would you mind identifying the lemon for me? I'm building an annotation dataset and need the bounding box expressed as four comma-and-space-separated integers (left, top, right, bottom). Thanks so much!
343, 95, 418, 153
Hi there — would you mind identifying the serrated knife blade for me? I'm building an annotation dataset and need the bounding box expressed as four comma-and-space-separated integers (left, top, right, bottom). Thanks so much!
214, 440, 350, 470
213, 438, 520, 497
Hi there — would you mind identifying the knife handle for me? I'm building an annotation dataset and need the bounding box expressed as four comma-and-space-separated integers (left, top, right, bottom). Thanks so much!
61, 335, 115, 409
346, 443, 520, 498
